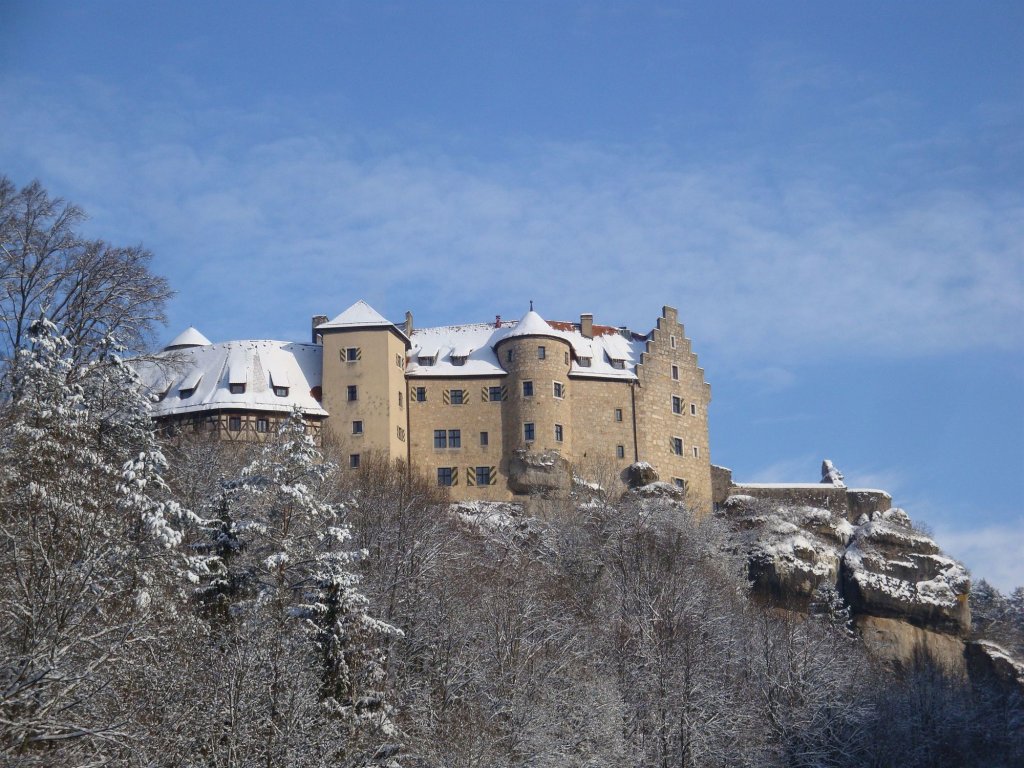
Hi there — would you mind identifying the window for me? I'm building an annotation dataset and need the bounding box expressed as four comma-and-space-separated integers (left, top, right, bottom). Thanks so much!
480, 431, 489, 446
506, 349, 514, 363
672, 365, 679, 381
352, 420, 363, 435
451, 355, 466, 366
179, 388, 195, 399
554, 424, 563, 442
416, 387, 426, 402
616, 445, 625, 459
350, 454, 361, 469
614, 408, 623, 422
672, 396, 682, 415
273, 386, 289, 397
538, 345, 546, 359
564, 351, 569, 365
396, 353, 403, 367
674, 478, 686, 490
398, 391, 403, 408
347, 385, 358, 401
693, 446, 700, 458
397, 426, 405, 441
488, 386, 503, 402
610, 358, 625, 370
256, 417, 269, 433
671, 335, 677, 349
229, 383, 245, 395
578, 357, 592, 367
672, 437, 683, 455
553, 382, 564, 399
448, 429, 461, 448
475, 466, 491, 486
344, 346, 361, 362
229, 415, 241, 432
434, 429, 447, 449
522, 381, 534, 397
437, 467, 454, 487
449, 389, 464, 406
690, 403, 697, 416
524, 422, 535, 441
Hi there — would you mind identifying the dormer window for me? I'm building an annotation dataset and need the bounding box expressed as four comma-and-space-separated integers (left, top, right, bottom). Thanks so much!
610, 358, 625, 370
577, 356, 592, 367
273, 386, 289, 397
179, 388, 195, 399
451, 355, 467, 367
229, 383, 245, 395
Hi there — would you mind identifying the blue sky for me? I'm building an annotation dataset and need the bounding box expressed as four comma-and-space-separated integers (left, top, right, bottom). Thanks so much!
2, 1, 1021, 589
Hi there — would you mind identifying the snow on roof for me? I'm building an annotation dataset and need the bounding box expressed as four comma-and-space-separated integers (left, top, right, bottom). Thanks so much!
164, 326, 212, 350
603, 332, 634, 361
135, 340, 327, 418
501, 309, 565, 341
318, 299, 396, 330
408, 323, 507, 377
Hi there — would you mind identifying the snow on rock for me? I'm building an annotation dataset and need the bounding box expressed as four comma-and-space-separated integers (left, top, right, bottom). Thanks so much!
507, 449, 571, 498
820, 459, 846, 487
627, 461, 659, 487
630, 481, 685, 500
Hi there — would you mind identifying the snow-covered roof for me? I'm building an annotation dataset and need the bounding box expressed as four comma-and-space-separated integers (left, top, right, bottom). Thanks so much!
135, 340, 328, 418
317, 298, 407, 336
406, 312, 646, 381
164, 326, 212, 350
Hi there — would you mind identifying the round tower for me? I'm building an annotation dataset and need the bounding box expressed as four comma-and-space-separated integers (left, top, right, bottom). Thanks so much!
494, 309, 574, 464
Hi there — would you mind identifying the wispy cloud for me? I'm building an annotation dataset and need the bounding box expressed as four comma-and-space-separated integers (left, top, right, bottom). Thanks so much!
2, 75, 1021, 366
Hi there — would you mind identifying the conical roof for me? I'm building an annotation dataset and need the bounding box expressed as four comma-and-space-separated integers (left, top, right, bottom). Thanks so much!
318, 300, 393, 329
164, 326, 212, 350
501, 309, 567, 342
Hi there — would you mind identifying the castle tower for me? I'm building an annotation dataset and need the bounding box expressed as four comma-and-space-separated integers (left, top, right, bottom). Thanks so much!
494, 308, 574, 462
317, 300, 410, 468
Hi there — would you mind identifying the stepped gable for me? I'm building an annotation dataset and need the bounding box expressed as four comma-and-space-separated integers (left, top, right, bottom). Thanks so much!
164, 326, 212, 350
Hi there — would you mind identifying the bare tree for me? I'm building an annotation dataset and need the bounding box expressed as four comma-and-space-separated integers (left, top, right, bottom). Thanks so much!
0, 176, 172, 379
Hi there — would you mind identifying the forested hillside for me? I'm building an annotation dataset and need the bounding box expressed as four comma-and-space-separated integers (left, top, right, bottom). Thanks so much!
1, 317, 1021, 767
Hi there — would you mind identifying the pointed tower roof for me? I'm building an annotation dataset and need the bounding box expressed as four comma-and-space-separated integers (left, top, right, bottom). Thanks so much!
317, 299, 410, 343
501, 308, 568, 342
164, 326, 212, 350
318, 299, 394, 329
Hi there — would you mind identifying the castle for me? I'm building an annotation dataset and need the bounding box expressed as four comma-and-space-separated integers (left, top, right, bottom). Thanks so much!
139, 300, 714, 510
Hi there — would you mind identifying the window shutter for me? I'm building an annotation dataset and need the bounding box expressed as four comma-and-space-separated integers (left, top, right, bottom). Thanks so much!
481, 386, 488, 402
501, 385, 508, 400
451, 467, 459, 486
489, 466, 497, 485
466, 467, 475, 487
443, 389, 450, 405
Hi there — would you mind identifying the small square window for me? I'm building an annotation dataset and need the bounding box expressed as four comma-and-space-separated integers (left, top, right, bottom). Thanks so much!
554, 424, 563, 442
524, 422, 535, 441
345, 347, 360, 362
475, 466, 491, 486
352, 420, 363, 435
416, 387, 426, 402
693, 446, 700, 458
553, 382, 564, 398
690, 403, 697, 416
397, 426, 405, 441
350, 454, 361, 469
674, 478, 685, 490
273, 386, 288, 397
437, 467, 454, 487
448, 429, 461, 448
610, 358, 625, 370
672, 396, 682, 415
672, 437, 683, 455
614, 408, 623, 422
480, 431, 489, 446
522, 381, 534, 397
672, 365, 679, 381
229, 415, 241, 432
396, 353, 403, 368
538, 346, 546, 359
229, 383, 245, 395
506, 349, 514, 363
616, 445, 625, 459
434, 429, 447, 449
347, 385, 358, 401
449, 389, 464, 405
489, 386, 503, 402
578, 357, 592, 367
256, 417, 269, 433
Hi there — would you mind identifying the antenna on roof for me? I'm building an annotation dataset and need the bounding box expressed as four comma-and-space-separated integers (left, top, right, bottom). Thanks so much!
529, 299, 534, 311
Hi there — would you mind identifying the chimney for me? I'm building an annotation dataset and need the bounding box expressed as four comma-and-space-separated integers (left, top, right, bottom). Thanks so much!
403, 310, 414, 337
495, 314, 502, 329
311, 315, 328, 344
580, 313, 593, 339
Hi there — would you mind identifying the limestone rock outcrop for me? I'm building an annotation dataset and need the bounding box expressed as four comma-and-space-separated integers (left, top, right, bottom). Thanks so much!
507, 449, 571, 497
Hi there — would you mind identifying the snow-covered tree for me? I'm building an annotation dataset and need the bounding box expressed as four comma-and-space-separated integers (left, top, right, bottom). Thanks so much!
185, 411, 401, 766
0, 318, 188, 765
